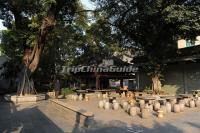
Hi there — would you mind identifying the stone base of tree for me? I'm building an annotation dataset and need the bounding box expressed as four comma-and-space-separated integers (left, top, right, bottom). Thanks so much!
4, 94, 46, 103
47, 91, 55, 98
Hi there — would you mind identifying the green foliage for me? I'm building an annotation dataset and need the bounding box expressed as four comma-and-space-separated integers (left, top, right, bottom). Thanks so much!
0, 0, 126, 93
0, 0, 91, 92
110, 86, 120, 90
143, 85, 152, 94
0, 59, 21, 80
163, 4, 200, 38
143, 60, 165, 79
93, 0, 200, 82
61, 87, 75, 95
72, 17, 123, 65
0, 30, 24, 58
93, 0, 200, 56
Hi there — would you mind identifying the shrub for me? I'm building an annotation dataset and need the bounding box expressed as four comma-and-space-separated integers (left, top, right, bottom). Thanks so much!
61, 87, 75, 96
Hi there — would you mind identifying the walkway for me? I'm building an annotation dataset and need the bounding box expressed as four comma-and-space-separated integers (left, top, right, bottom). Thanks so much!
0, 97, 76, 133
0, 97, 200, 133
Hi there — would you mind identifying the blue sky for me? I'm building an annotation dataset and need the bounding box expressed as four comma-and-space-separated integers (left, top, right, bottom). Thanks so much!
0, 0, 94, 30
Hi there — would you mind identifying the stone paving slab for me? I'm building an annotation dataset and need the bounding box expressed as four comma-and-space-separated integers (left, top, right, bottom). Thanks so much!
0, 100, 75, 133
60, 97, 200, 133
0, 97, 200, 133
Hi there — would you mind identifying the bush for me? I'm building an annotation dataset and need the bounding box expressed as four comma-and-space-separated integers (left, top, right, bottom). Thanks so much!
110, 86, 120, 90
143, 86, 152, 94
61, 87, 75, 96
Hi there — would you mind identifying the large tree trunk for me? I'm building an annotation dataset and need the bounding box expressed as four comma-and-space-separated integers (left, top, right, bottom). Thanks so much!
151, 75, 162, 94
17, 7, 56, 95
29, 13, 56, 72
16, 0, 69, 95
17, 66, 37, 95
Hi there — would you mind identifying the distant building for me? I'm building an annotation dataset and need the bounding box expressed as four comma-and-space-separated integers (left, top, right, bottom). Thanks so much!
61, 56, 138, 90
136, 54, 200, 94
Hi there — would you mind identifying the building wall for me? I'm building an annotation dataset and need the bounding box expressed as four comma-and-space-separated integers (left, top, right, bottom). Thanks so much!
138, 69, 151, 90
185, 62, 200, 91
138, 62, 200, 94
162, 63, 185, 94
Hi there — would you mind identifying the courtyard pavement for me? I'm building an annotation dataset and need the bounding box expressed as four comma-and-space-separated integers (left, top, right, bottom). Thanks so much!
0, 96, 200, 133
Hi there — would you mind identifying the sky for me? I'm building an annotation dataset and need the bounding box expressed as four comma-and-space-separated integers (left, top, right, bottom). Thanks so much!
0, 0, 95, 31
80, 0, 95, 10
0, 20, 6, 30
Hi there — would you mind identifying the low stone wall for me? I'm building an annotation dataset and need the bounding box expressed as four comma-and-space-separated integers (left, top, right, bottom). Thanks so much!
46, 91, 55, 98
4, 94, 46, 103
49, 99, 94, 128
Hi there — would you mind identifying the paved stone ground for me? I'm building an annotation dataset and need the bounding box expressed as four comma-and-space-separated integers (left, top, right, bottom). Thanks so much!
61, 97, 200, 133
0, 97, 77, 133
0, 96, 200, 133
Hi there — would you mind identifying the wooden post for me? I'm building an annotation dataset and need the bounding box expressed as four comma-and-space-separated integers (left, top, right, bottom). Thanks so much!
96, 76, 100, 90
183, 62, 187, 93
120, 79, 123, 88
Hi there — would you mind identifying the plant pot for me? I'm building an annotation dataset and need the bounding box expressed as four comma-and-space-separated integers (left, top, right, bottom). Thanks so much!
98, 100, 104, 109
97, 93, 101, 98
113, 102, 119, 110
184, 98, 190, 107
73, 95, 78, 101
139, 100, 145, 109
179, 103, 185, 112
149, 104, 153, 112
160, 105, 167, 115
154, 102, 160, 111
170, 99, 177, 105
78, 94, 83, 101
129, 107, 137, 117
122, 101, 128, 109
141, 108, 151, 119
85, 95, 89, 101
157, 109, 164, 118
136, 106, 141, 114
173, 104, 180, 113
121, 92, 126, 98
189, 100, 195, 108
126, 105, 131, 113
139, 100, 145, 105
129, 99, 136, 106
102, 94, 107, 99
104, 102, 110, 110
112, 100, 117, 104
166, 102, 172, 113
195, 100, 200, 107
179, 100, 185, 104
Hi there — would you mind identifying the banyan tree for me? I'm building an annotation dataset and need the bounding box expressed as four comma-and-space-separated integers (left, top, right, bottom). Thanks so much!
0, 0, 86, 95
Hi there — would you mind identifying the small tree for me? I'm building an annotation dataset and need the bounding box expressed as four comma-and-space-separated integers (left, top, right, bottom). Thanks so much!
144, 59, 165, 94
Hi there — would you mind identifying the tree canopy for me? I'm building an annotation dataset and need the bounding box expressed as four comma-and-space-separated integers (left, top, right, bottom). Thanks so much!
1, 0, 200, 93
93, 0, 200, 59
0, 0, 124, 92
0, 0, 90, 94
92, 0, 200, 92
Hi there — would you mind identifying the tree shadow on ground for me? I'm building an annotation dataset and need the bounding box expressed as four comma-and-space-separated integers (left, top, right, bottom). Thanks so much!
1, 96, 199, 133
185, 122, 200, 129
72, 118, 185, 133
0, 97, 64, 133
